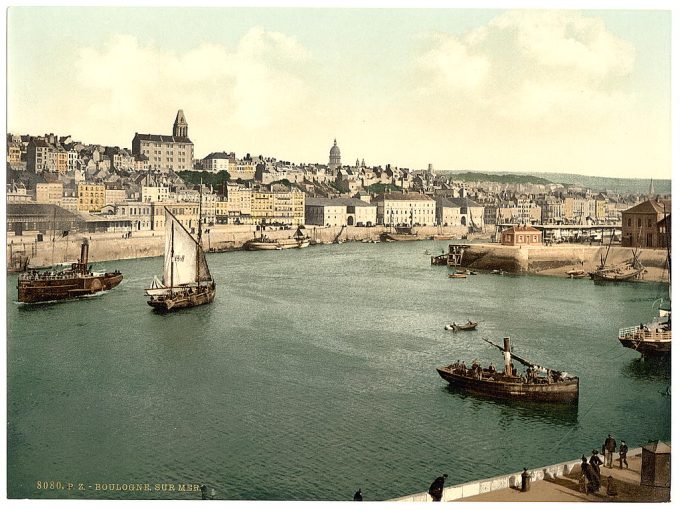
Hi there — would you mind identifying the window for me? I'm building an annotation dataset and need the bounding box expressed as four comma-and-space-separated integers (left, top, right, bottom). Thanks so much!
637, 218, 642, 227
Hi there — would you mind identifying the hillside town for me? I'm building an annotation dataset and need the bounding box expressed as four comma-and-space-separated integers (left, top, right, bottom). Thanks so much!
6, 110, 671, 250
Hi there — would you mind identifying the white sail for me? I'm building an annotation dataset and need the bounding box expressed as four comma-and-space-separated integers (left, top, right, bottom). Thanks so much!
163, 208, 198, 287
197, 248, 211, 282
145, 275, 168, 296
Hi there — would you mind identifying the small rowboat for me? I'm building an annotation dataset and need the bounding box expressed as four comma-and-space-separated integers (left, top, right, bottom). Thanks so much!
445, 321, 478, 331
448, 273, 467, 279
566, 269, 588, 279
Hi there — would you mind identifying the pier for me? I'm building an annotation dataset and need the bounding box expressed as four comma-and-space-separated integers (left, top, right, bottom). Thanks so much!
391, 445, 670, 502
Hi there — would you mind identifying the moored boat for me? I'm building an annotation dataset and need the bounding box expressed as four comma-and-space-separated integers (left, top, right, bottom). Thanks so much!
380, 225, 419, 242
436, 337, 579, 403
448, 273, 467, 279
566, 268, 588, 279
17, 240, 123, 304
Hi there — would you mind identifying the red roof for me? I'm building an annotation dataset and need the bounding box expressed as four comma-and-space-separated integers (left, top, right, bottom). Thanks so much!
501, 225, 540, 234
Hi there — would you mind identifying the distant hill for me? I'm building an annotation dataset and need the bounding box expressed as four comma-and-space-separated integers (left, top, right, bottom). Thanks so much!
526, 172, 671, 195
441, 170, 671, 194
442, 171, 552, 185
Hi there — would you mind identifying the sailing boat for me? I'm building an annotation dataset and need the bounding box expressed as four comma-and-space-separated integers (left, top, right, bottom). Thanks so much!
589, 227, 645, 282
145, 192, 215, 312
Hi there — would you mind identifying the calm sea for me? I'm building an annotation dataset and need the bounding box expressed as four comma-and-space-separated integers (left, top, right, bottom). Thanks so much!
6, 241, 671, 500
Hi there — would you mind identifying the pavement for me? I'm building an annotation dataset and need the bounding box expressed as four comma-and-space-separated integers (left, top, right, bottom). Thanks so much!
460, 453, 669, 502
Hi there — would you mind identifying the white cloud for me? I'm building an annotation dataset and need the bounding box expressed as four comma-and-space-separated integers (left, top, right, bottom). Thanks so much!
415, 10, 636, 124
73, 27, 314, 140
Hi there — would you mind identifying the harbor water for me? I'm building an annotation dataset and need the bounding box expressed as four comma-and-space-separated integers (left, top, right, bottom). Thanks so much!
6, 241, 671, 500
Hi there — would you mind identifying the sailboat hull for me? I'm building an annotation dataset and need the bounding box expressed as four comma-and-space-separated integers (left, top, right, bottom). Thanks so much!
147, 285, 216, 312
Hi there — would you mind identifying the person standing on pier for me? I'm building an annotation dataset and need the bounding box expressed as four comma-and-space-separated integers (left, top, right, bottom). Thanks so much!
353, 489, 363, 501
428, 474, 447, 502
589, 450, 603, 490
603, 434, 617, 468
619, 441, 629, 469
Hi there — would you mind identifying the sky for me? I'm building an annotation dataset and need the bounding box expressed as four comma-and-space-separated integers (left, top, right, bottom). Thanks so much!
5, 6, 673, 179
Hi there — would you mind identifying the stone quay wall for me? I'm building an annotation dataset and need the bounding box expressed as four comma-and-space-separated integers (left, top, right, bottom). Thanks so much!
6, 225, 469, 267
461, 244, 669, 281
390, 447, 644, 502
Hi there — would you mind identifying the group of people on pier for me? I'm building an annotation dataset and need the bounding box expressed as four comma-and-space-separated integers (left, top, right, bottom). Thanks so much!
580, 433, 628, 495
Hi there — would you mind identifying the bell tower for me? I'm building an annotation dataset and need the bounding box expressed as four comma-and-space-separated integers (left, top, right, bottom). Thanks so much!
173, 110, 188, 138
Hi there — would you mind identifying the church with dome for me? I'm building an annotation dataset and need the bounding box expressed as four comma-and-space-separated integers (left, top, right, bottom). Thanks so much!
328, 139, 341, 171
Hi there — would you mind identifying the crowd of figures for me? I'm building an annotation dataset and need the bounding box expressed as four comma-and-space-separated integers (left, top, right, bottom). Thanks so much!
448, 359, 569, 384
579, 434, 629, 496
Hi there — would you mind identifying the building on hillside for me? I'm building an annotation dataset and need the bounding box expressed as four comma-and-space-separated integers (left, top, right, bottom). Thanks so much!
36, 181, 64, 205
131, 110, 194, 172
621, 199, 671, 249
77, 183, 106, 212
500, 225, 543, 246
105, 187, 127, 206
374, 192, 435, 226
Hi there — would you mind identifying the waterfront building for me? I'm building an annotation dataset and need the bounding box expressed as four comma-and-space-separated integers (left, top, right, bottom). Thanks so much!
6, 203, 84, 236
374, 192, 436, 226
77, 183, 106, 212
435, 197, 462, 226
305, 198, 347, 226
216, 183, 253, 224
132, 110, 194, 172
35, 181, 64, 205
621, 199, 671, 249
251, 185, 305, 226
305, 198, 376, 227
451, 197, 485, 230
500, 225, 543, 246
594, 193, 608, 221
328, 139, 341, 171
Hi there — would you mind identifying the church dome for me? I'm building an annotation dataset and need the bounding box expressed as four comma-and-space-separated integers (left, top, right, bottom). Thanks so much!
329, 139, 341, 158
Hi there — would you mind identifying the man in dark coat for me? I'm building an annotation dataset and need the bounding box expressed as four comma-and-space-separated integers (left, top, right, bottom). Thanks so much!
603, 434, 617, 468
428, 474, 448, 502
353, 489, 363, 501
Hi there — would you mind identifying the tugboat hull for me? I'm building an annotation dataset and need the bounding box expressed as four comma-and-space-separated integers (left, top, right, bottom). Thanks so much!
17, 273, 123, 304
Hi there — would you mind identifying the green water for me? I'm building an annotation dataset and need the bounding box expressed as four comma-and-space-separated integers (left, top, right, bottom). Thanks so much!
6, 241, 671, 500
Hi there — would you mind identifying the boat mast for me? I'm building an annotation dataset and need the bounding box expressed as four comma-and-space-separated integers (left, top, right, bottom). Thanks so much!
170, 220, 174, 297
50, 205, 57, 268
197, 180, 203, 289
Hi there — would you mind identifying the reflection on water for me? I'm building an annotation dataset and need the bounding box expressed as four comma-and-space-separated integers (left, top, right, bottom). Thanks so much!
442, 385, 579, 426
622, 356, 671, 382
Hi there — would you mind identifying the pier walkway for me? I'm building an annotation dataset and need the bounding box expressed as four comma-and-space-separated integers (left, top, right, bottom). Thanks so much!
391, 447, 670, 502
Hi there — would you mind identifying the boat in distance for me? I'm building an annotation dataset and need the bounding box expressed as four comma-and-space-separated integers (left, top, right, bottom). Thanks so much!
444, 321, 478, 331
17, 240, 123, 304
243, 225, 310, 250
436, 337, 579, 403
145, 204, 215, 312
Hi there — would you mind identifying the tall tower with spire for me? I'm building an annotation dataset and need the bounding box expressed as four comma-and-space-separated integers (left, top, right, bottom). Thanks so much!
329, 139, 341, 170
648, 178, 655, 198
173, 109, 189, 138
